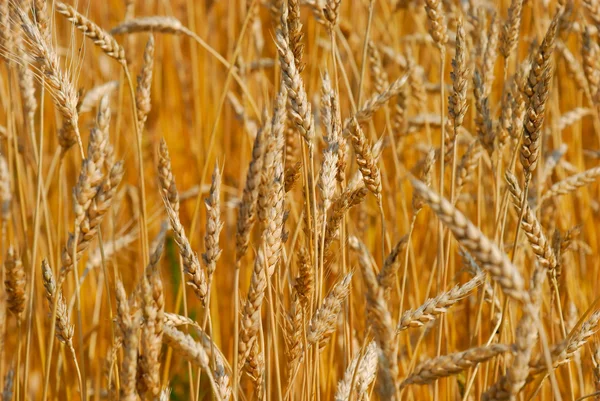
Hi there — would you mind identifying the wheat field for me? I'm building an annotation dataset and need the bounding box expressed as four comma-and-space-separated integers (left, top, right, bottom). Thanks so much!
0, 0, 599, 400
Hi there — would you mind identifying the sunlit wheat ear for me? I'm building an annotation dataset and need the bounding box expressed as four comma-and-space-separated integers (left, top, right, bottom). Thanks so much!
247, 339, 265, 400
529, 311, 600, 375
410, 178, 529, 303
558, 42, 590, 97
335, 341, 378, 401
323, 186, 368, 262
368, 42, 389, 94
33, 0, 50, 44
115, 279, 140, 401
78, 81, 119, 114
520, 9, 561, 176
239, 164, 285, 371
307, 272, 353, 346
377, 235, 409, 297
17, 7, 81, 151
4, 246, 26, 319
15, 33, 37, 140
0, 154, 10, 223
424, 0, 448, 49
284, 293, 303, 382
412, 149, 435, 214
61, 161, 125, 281
349, 73, 410, 127
537, 166, 600, 205
505, 172, 557, 270
582, 26, 600, 101
236, 122, 267, 261
473, 70, 494, 155
501, 0, 524, 60
158, 138, 180, 215
203, 163, 223, 289
287, 0, 304, 73
484, 266, 545, 399
136, 34, 154, 130
446, 18, 468, 164
275, 28, 313, 150
56, 2, 126, 64
348, 119, 382, 201
294, 246, 313, 309
284, 161, 302, 192
455, 140, 482, 196
398, 273, 483, 331
354, 239, 397, 398
400, 344, 511, 390
163, 198, 207, 303
138, 237, 165, 397
163, 325, 223, 401
41, 260, 73, 346
73, 126, 108, 230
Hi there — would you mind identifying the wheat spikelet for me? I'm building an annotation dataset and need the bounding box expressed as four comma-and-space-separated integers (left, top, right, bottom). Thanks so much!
582, 26, 600, 101
377, 235, 409, 297
482, 13, 499, 94
323, 186, 368, 261
56, 2, 126, 63
33, 0, 50, 44
529, 311, 600, 375
412, 149, 436, 213
78, 81, 119, 114
61, 161, 124, 280
324, 0, 341, 30
520, 9, 560, 175
136, 34, 154, 129
41, 260, 73, 345
368, 42, 389, 94
294, 246, 313, 309
287, 0, 305, 73
203, 164, 223, 288
307, 272, 353, 346
73, 126, 108, 229
538, 166, 600, 205
505, 172, 557, 270
398, 273, 483, 331
348, 119, 382, 201
236, 123, 267, 261
115, 280, 140, 401
410, 179, 528, 303
558, 42, 590, 96
4, 247, 26, 319
500, 0, 524, 60
399, 344, 511, 389
354, 240, 398, 398
284, 293, 304, 382
484, 266, 546, 399
163, 198, 207, 303
110, 16, 187, 35
446, 19, 468, 164
424, 0, 448, 49
335, 341, 378, 401
474, 70, 494, 155
17, 8, 81, 150
158, 138, 180, 215
275, 28, 313, 149
350, 73, 410, 127
15, 32, 37, 141
138, 240, 165, 397
284, 161, 302, 192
